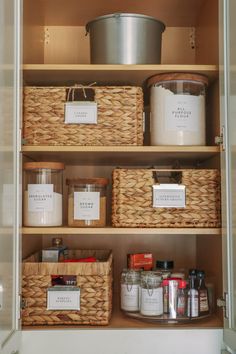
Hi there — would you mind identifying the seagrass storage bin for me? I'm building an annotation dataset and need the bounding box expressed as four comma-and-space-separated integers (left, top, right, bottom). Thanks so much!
23, 86, 143, 146
22, 250, 113, 326
112, 169, 221, 228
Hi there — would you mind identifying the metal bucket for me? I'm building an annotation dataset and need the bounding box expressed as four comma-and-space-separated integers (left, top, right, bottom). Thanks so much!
86, 13, 165, 64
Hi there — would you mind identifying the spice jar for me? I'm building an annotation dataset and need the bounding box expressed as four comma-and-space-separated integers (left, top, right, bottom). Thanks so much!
23, 162, 64, 227
67, 178, 108, 227
120, 269, 141, 312
148, 73, 208, 146
156, 260, 174, 279
140, 271, 163, 316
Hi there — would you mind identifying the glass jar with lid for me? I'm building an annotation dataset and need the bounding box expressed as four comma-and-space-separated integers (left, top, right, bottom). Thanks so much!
67, 178, 109, 227
148, 73, 208, 146
140, 271, 163, 316
120, 269, 141, 312
23, 162, 64, 227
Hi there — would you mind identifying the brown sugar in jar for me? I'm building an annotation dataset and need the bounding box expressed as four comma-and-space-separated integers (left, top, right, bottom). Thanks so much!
67, 178, 109, 227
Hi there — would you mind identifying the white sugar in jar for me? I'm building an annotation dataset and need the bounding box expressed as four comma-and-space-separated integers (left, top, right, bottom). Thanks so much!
140, 272, 163, 316
120, 269, 141, 312
148, 73, 208, 146
23, 162, 64, 227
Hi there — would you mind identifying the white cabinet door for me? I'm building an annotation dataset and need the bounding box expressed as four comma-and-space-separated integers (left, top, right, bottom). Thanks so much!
0, 0, 21, 352
220, 0, 236, 352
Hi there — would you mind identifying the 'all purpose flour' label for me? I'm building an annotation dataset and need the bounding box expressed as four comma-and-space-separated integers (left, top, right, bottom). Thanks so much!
165, 94, 201, 132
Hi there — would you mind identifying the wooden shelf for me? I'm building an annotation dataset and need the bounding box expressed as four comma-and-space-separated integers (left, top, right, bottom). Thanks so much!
23, 64, 219, 86
22, 227, 221, 235
21, 145, 220, 165
23, 293, 223, 330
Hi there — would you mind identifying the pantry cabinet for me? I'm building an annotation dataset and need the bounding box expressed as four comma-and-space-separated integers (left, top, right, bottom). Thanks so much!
1, 0, 236, 353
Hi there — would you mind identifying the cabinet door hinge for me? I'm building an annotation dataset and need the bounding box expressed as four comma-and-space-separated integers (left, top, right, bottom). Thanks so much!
215, 126, 225, 151
217, 292, 229, 319
17, 295, 26, 320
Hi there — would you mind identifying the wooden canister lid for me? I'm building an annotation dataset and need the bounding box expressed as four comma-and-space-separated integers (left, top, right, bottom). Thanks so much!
24, 162, 65, 170
147, 72, 209, 87
66, 177, 109, 186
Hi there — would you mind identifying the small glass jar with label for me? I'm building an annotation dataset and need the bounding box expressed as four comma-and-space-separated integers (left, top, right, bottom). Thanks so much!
148, 73, 208, 146
67, 178, 108, 227
140, 271, 163, 316
120, 269, 141, 312
23, 162, 64, 227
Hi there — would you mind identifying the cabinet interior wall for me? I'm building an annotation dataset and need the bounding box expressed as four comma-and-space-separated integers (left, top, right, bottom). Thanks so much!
21, 0, 223, 329
23, 0, 218, 66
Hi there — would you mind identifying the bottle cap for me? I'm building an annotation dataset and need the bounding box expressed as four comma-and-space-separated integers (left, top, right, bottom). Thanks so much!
52, 237, 63, 246
156, 260, 174, 270
189, 269, 198, 276
178, 280, 187, 289
197, 270, 205, 278
162, 279, 169, 286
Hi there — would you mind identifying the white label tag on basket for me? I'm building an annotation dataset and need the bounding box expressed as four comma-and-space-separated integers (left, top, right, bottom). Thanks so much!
47, 286, 80, 310
152, 184, 186, 208
64, 101, 97, 124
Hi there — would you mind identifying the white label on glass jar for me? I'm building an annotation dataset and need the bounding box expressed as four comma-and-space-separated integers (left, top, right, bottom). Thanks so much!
121, 284, 139, 312
153, 184, 186, 208
64, 102, 97, 124
165, 94, 200, 132
74, 192, 100, 220
28, 184, 53, 212
140, 287, 163, 316
47, 286, 80, 310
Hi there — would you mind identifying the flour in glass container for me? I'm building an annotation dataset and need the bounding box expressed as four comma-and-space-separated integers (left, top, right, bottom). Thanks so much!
150, 85, 205, 145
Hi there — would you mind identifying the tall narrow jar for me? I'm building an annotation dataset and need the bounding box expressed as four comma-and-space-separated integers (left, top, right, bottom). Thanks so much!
148, 73, 208, 146
23, 162, 64, 227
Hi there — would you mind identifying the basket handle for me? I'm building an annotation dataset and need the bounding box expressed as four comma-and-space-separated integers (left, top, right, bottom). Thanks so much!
66, 83, 96, 102
152, 171, 182, 184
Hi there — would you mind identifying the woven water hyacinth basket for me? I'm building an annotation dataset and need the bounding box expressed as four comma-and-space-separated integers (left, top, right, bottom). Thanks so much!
22, 250, 113, 326
112, 169, 221, 228
23, 86, 143, 146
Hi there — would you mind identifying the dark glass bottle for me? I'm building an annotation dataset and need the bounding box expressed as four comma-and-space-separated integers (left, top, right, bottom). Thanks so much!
197, 270, 209, 316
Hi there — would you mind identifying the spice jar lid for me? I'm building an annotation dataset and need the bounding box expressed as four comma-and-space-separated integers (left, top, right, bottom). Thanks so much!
147, 72, 209, 87
156, 260, 174, 270
66, 177, 109, 186
24, 162, 65, 170
178, 280, 187, 289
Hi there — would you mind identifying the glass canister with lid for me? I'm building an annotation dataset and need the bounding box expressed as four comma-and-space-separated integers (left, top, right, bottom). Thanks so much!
23, 162, 64, 226
67, 177, 109, 227
120, 269, 141, 312
148, 73, 208, 146
140, 271, 163, 316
